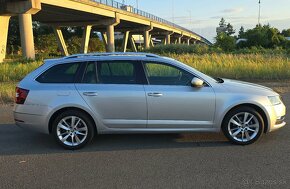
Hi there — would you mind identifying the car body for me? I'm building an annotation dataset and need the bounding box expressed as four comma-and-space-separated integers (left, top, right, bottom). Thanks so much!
14, 53, 286, 149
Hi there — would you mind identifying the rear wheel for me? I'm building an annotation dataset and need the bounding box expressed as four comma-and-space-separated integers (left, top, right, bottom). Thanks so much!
222, 107, 264, 145
52, 110, 95, 150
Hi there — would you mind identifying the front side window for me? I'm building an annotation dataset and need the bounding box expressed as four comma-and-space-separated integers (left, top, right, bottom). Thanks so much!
97, 61, 143, 84
36, 63, 80, 83
144, 62, 193, 86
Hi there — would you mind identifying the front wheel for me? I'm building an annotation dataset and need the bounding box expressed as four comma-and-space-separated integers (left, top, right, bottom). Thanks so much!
52, 110, 95, 150
222, 107, 264, 145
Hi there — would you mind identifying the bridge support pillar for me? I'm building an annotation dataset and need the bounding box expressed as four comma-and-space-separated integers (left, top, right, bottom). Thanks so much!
106, 24, 115, 52
0, 16, 10, 63
19, 14, 35, 59
80, 25, 92, 54
165, 35, 171, 45
144, 30, 150, 49
122, 31, 130, 52
165, 32, 174, 45
101, 32, 109, 52
187, 38, 190, 45
54, 27, 69, 56
150, 35, 154, 47
129, 34, 137, 52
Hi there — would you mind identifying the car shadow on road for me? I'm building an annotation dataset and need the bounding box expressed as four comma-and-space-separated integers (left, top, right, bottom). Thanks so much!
0, 124, 245, 156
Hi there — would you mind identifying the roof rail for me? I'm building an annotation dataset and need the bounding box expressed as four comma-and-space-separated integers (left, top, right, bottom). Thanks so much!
63, 52, 160, 59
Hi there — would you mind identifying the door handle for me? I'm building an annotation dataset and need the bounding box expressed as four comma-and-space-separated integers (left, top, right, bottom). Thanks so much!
83, 92, 98, 96
148, 93, 163, 97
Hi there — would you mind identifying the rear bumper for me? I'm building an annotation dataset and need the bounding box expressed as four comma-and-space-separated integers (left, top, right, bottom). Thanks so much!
14, 112, 49, 134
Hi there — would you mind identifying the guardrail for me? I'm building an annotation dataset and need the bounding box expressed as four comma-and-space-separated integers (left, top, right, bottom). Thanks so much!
91, 0, 211, 45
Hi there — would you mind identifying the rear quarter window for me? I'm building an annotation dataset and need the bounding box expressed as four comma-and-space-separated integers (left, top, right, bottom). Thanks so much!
36, 63, 80, 83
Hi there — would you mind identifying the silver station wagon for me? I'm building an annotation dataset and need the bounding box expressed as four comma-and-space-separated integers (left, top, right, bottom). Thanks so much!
14, 53, 286, 149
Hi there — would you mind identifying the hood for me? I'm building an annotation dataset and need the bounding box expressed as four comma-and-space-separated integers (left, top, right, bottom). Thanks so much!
221, 79, 278, 96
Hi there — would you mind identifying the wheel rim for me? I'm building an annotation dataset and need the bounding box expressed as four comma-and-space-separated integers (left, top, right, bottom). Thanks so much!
56, 116, 88, 147
228, 112, 260, 142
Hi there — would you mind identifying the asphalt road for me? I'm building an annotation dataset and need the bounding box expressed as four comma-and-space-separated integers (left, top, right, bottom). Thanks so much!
0, 94, 290, 189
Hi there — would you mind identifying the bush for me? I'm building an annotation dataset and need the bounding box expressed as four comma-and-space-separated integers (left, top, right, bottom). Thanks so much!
144, 44, 210, 54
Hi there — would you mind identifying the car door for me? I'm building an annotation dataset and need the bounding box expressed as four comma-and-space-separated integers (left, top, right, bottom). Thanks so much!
143, 61, 215, 128
75, 60, 147, 128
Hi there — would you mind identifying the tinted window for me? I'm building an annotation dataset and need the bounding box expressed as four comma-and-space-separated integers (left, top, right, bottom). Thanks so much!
97, 61, 143, 84
82, 62, 97, 84
36, 63, 80, 83
144, 62, 192, 86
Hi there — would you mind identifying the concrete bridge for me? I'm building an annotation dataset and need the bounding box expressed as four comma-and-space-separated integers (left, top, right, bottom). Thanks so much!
0, 0, 211, 62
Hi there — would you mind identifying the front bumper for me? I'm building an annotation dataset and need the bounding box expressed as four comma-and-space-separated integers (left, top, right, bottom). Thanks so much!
265, 102, 286, 132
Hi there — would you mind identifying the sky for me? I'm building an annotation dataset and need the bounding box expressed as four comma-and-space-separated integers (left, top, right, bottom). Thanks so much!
122, 0, 290, 42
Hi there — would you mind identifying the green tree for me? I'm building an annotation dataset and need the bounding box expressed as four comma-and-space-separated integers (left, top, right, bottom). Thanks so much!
281, 29, 290, 37
238, 26, 245, 38
215, 32, 236, 52
242, 25, 285, 48
217, 18, 235, 36
226, 23, 235, 36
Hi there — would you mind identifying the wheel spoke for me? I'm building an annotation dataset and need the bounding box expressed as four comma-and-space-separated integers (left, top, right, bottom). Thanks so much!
75, 131, 86, 136
230, 119, 242, 127
241, 131, 244, 142
62, 119, 70, 127
58, 123, 70, 131
243, 112, 249, 124
249, 124, 259, 128
230, 127, 239, 132
232, 128, 242, 137
234, 115, 243, 124
71, 116, 76, 128
61, 134, 70, 142
71, 135, 74, 146
247, 128, 256, 132
75, 134, 81, 144
76, 127, 87, 132
245, 131, 251, 141
74, 119, 81, 128
245, 115, 254, 124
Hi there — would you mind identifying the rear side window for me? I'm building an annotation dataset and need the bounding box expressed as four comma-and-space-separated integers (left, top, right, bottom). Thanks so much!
97, 61, 144, 84
36, 63, 80, 83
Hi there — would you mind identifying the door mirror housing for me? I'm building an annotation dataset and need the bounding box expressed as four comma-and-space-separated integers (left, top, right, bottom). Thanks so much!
191, 77, 204, 88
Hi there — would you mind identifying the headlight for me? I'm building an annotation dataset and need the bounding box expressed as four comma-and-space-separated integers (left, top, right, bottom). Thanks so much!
268, 96, 282, 105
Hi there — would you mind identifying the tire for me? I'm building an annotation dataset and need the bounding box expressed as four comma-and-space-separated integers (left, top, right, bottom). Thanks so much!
222, 106, 264, 145
52, 110, 95, 150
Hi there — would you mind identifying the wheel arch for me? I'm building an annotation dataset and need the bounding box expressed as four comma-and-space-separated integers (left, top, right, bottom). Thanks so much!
221, 103, 269, 133
48, 107, 98, 134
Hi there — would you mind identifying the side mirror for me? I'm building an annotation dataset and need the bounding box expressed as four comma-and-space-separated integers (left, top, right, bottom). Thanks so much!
191, 77, 204, 88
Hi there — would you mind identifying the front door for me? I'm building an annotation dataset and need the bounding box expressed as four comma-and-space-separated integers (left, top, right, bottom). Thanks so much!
143, 61, 215, 128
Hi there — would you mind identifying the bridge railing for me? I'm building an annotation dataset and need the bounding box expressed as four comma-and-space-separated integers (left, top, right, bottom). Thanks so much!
91, 0, 210, 44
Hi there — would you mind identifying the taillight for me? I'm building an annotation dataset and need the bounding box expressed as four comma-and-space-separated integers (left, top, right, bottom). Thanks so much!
15, 87, 29, 104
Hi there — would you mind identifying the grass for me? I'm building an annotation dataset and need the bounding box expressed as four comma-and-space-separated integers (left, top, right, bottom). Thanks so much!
1, 53, 290, 103
0, 82, 16, 104
169, 53, 290, 80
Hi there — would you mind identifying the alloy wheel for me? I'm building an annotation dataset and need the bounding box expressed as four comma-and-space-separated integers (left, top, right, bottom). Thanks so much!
227, 112, 260, 142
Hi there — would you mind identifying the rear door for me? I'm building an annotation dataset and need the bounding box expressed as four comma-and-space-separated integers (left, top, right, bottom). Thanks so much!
75, 60, 148, 128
